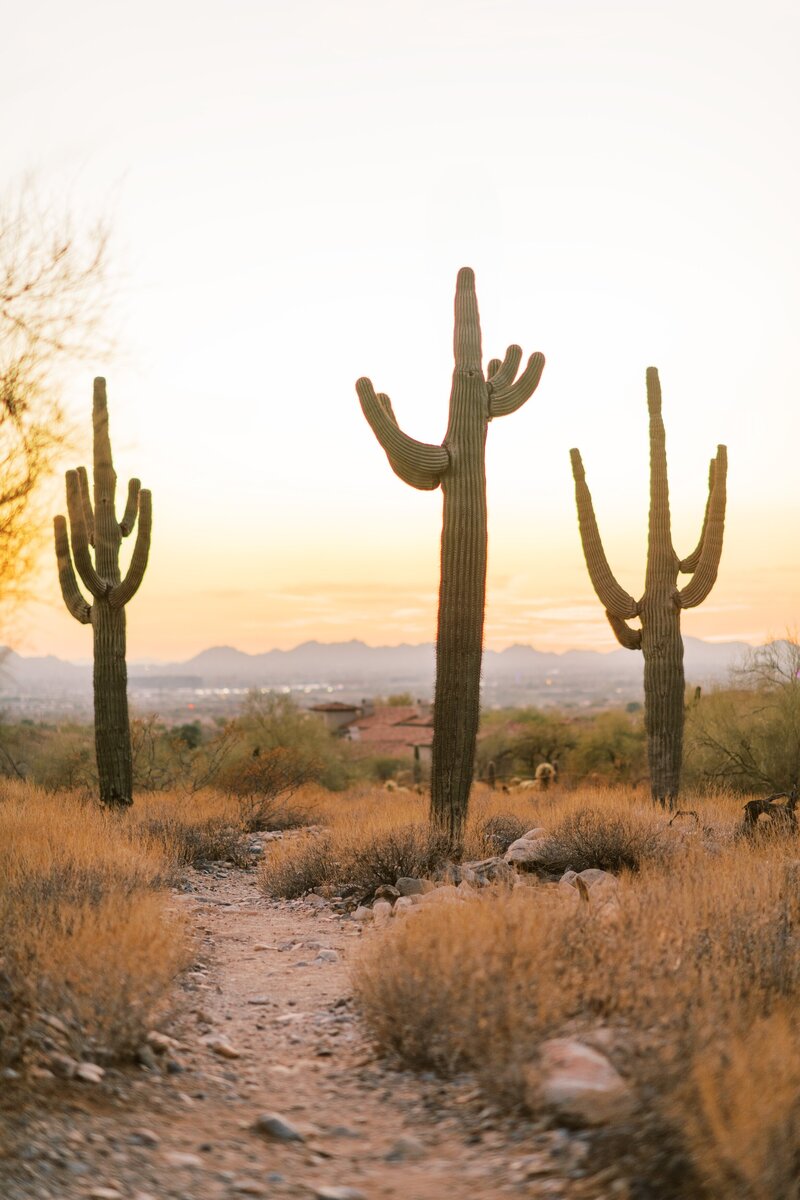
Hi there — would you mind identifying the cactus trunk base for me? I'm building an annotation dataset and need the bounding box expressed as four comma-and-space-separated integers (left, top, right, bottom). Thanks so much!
93, 601, 133, 807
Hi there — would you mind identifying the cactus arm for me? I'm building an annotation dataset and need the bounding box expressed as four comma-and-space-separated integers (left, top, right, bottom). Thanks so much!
356, 377, 450, 491
53, 515, 92, 624
570, 449, 638, 619
486, 345, 522, 392
77, 466, 95, 547
677, 445, 727, 609
678, 458, 715, 573
65, 470, 108, 598
606, 610, 642, 650
110, 489, 152, 608
488, 351, 546, 418
119, 478, 141, 537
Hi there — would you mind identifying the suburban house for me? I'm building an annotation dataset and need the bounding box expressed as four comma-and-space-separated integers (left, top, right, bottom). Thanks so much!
308, 698, 434, 764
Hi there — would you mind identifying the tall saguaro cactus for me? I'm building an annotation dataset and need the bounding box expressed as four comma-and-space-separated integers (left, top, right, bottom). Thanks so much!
358, 268, 544, 843
54, 378, 152, 807
570, 367, 726, 808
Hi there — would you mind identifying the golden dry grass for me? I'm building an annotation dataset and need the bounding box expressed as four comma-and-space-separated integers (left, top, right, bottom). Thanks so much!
0, 781, 190, 1066
349, 785, 800, 1197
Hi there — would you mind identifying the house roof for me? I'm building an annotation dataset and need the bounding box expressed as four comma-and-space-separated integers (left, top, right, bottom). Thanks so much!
346, 704, 434, 758
309, 701, 362, 713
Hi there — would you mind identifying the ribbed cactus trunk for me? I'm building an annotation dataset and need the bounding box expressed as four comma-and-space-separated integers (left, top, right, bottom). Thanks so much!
640, 374, 684, 804
571, 368, 726, 809
357, 269, 544, 844
54, 378, 152, 808
433, 277, 488, 840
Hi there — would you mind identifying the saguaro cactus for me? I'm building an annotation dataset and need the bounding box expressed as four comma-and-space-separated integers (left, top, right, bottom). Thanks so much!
358, 268, 544, 843
570, 367, 726, 808
54, 378, 152, 807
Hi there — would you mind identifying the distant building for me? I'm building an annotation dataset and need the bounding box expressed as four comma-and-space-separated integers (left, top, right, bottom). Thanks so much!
307, 700, 362, 733
308, 697, 434, 761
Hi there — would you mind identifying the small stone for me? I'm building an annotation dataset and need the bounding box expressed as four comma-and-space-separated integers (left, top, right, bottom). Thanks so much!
203, 1035, 241, 1058
163, 1150, 204, 1168
385, 1134, 425, 1162
232, 1182, 267, 1196
129, 1128, 160, 1147
88, 1190, 124, 1200
252, 1112, 306, 1142
315, 949, 339, 963
352, 906, 373, 922
48, 1052, 78, 1078
306, 893, 328, 908
75, 1062, 105, 1084
314, 1189, 368, 1200
147, 1029, 182, 1054
393, 896, 415, 914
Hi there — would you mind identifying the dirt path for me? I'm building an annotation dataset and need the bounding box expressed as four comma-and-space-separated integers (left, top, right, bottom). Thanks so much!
0, 862, 590, 1200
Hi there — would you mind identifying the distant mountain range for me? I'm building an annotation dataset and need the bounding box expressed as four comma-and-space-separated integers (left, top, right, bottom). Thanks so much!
0, 636, 755, 695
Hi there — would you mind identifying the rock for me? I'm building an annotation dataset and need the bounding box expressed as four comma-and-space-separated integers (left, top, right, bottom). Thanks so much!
522, 827, 548, 840
88, 1190, 124, 1200
129, 1128, 160, 1147
421, 884, 463, 904
352, 905, 373, 922
465, 856, 516, 885
505, 838, 550, 867
252, 1111, 306, 1142
147, 1030, 182, 1054
48, 1052, 78, 1078
395, 876, 433, 896
372, 899, 393, 924
314, 1189, 367, 1200
385, 1134, 425, 1162
394, 896, 415, 915
202, 1035, 241, 1058
306, 893, 328, 908
75, 1062, 105, 1084
232, 1182, 267, 1196
315, 949, 339, 963
578, 869, 618, 889
532, 1038, 635, 1126
162, 1150, 204, 1168
374, 884, 400, 903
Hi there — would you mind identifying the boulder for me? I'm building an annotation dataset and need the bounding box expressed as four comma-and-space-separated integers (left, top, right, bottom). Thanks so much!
531, 1038, 634, 1126
395, 877, 434, 896
505, 837, 550, 867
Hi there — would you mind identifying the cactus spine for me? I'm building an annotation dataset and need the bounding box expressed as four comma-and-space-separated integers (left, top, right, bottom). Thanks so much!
570, 367, 726, 808
54, 378, 152, 807
358, 268, 544, 843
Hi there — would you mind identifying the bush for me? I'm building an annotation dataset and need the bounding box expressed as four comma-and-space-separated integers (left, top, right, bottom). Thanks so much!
533, 805, 672, 873
0, 783, 189, 1068
478, 811, 527, 854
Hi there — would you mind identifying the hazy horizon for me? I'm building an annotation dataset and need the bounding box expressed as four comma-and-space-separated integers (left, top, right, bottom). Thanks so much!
6, 0, 799, 660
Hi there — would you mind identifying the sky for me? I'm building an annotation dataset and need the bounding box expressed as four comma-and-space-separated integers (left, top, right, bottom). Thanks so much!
3, 0, 800, 661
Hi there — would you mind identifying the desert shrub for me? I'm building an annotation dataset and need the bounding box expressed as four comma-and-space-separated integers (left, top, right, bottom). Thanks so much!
532, 805, 672, 873
677, 1010, 800, 1200
130, 788, 249, 866
0, 782, 189, 1067
477, 811, 527, 853
354, 836, 800, 1196
259, 820, 452, 899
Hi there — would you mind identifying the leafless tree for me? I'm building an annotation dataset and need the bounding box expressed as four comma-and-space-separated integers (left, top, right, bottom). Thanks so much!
0, 182, 110, 607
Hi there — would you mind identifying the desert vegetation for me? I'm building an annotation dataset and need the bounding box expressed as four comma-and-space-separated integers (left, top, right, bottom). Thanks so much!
571, 367, 727, 809
358, 266, 545, 844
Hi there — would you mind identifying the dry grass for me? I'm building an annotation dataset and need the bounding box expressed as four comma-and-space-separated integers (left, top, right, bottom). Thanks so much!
351, 787, 800, 1197
0, 782, 190, 1067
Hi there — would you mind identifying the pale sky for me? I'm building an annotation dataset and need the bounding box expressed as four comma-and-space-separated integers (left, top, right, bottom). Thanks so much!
4, 0, 799, 660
